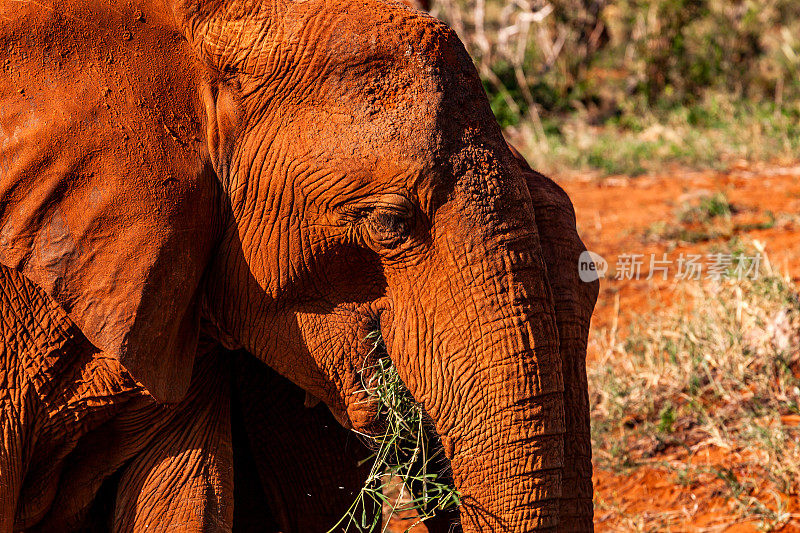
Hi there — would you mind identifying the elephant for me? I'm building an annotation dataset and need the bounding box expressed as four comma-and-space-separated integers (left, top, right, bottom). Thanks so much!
0, 264, 373, 531
0, 0, 598, 530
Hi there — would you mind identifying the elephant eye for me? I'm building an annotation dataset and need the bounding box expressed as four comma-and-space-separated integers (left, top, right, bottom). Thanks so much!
363, 206, 414, 249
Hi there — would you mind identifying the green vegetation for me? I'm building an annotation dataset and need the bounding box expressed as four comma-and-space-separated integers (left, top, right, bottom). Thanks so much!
433, 0, 800, 175
589, 242, 800, 528
644, 192, 777, 244
525, 99, 800, 176
678, 192, 733, 224
330, 332, 459, 533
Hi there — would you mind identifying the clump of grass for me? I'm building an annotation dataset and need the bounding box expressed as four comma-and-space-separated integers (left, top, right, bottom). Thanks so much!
590, 242, 800, 524
678, 192, 733, 224
644, 192, 735, 243
644, 193, 776, 244
329, 332, 460, 533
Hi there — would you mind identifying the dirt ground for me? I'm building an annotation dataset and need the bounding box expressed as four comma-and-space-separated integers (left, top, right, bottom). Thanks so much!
560, 164, 800, 532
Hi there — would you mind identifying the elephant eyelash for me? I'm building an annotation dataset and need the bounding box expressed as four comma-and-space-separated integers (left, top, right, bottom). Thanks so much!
368, 210, 411, 235
336, 205, 373, 224
338, 203, 409, 223
334, 195, 416, 248
363, 209, 414, 249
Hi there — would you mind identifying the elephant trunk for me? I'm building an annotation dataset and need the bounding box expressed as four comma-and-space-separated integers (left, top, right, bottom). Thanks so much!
386, 210, 566, 531
444, 323, 565, 532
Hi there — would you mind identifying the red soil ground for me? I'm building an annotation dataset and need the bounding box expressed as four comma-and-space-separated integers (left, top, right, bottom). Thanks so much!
560, 165, 800, 532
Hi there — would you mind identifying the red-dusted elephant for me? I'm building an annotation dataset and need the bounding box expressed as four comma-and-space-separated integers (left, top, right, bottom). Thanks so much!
0, 0, 596, 530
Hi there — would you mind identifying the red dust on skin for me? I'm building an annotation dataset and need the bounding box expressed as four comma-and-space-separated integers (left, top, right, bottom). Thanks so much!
0, 0, 594, 531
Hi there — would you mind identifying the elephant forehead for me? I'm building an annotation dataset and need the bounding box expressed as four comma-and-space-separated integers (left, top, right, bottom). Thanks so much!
300, 6, 498, 164
279, 1, 466, 91
311, 4, 453, 67
292, 83, 444, 165
207, 0, 457, 77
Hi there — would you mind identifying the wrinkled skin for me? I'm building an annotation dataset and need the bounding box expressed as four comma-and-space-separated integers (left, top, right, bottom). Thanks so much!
0, 267, 373, 531
0, 265, 234, 531
0, 0, 597, 531
512, 148, 597, 529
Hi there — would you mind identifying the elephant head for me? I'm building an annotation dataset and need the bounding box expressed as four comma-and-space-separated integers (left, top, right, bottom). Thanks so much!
0, 0, 596, 530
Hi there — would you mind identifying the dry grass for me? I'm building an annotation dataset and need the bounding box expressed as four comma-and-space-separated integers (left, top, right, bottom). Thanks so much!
330, 332, 459, 533
514, 97, 800, 177
589, 242, 800, 528
431, 1, 800, 176
643, 192, 779, 245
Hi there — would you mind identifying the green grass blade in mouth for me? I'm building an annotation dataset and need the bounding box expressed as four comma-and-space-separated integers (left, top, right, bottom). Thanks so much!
328, 332, 460, 533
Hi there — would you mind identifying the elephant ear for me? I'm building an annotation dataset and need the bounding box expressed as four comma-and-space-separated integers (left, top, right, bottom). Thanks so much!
0, 5, 218, 402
